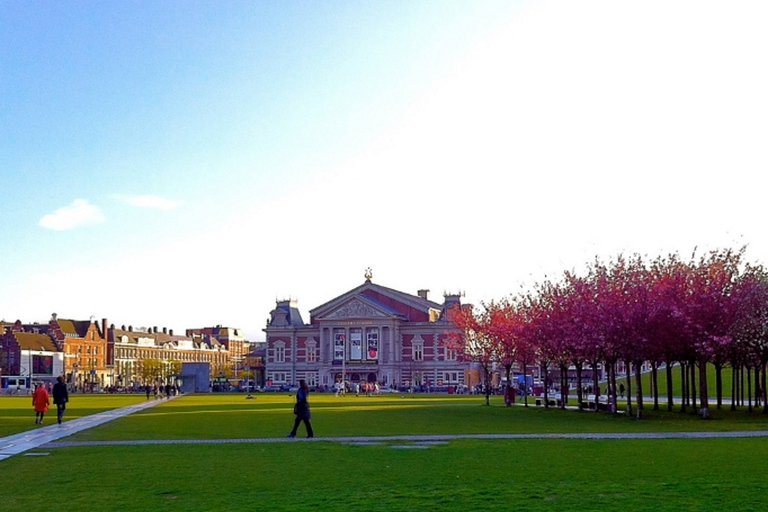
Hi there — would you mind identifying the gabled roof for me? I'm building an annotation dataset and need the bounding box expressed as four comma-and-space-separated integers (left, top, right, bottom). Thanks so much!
310, 280, 442, 323
57, 319, 99, 338
12, 332, 58, 352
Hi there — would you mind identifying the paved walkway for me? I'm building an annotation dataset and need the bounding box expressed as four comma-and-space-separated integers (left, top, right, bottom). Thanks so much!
0, 397, 174, 461
2, 398, 768, 461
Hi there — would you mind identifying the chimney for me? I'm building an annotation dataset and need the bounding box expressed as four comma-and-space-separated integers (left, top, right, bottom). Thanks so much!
417, 289, 430, 300
169, 329, 174, 336
162, 327, 167, 334
102, 318, 108, 340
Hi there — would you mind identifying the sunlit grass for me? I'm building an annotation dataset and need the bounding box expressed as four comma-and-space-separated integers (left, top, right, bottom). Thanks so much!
0, 394, 147, 437
2, 392, 768, 512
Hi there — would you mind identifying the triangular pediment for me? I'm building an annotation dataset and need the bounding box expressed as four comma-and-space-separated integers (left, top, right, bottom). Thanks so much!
323, 298, 390, 319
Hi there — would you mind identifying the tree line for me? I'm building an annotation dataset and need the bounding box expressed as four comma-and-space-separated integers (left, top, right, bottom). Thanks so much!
446, 248, 768, 418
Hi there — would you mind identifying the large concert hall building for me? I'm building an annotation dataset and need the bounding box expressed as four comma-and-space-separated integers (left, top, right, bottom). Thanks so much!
263, 273, 468, 389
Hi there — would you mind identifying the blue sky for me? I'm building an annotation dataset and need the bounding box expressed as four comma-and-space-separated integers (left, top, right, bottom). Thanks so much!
2, 1, 767, 341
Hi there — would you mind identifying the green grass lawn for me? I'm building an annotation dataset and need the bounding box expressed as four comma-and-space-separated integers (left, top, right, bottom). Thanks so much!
0, 394, 147, 436
628, 363, 763, 405
2, 393, 767, 512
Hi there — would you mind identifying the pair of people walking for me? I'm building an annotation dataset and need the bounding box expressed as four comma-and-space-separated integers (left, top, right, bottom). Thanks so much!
287, 380, 314, 439
32, 376, 69, 425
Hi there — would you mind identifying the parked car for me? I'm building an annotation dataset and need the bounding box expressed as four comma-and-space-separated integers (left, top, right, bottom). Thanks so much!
263, 385, 282, 392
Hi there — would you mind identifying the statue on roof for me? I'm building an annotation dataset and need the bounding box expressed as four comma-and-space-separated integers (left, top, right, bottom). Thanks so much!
364, 267, 373, 282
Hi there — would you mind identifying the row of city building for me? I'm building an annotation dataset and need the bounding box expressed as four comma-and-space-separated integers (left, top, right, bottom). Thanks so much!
1, 274, 480, 393
0, 314, 255, 391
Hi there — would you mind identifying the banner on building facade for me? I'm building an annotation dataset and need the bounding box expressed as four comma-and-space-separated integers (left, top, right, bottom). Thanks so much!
334, 333, 345, 360
350, 331, 362, 360
367, 331, 378, 360
32, 355, 53, 375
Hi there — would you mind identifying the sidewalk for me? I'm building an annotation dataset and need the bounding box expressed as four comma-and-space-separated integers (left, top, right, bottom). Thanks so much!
0, 396, 174, 462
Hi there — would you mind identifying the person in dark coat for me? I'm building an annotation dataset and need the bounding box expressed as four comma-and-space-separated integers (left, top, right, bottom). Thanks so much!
287, 380, 314, 438
52, 376, 69, 425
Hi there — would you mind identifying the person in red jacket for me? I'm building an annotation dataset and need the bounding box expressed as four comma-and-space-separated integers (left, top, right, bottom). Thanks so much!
32, 383, 50, 425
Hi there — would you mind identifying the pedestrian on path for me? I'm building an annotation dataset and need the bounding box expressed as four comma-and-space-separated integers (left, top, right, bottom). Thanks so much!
287, 379, 314, 439
32, 383, 50, 425
52, 376, 69, 425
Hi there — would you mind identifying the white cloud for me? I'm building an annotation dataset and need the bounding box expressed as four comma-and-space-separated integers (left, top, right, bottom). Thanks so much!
118, 195, 182, 210
39, 199, 106, 231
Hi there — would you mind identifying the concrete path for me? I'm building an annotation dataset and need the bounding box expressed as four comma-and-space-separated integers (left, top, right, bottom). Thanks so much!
0, 397, 174, 462
42, 430, 768, 450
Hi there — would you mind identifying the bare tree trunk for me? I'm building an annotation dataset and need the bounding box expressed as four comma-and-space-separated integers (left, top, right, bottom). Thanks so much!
651, 362, 659, 411
699, 360, 710, 419
731, 366, 738, 411
762, 361, 767, 414
522, 362, 529, 408
715, 363, 723, 410
592, 361, 600, 413
680, 362, 687, 413
634, 360, 644, 419
483, 366, 492, 406
666, 361, 674, 411
690, 361, 698, 414
542, 363, 549, 409
741, 365, 745, 406
576, 364, 584, 411
747, 366, 753, 413
559, 366, 568, 409
610, 363, 618, 414
625, 361, 633, 417
505, 365, 512, 407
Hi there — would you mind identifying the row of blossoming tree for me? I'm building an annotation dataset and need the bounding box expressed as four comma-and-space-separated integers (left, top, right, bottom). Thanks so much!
446, 248, 768, 419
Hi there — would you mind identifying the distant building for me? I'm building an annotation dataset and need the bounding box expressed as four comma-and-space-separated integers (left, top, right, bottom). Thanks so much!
186, 326, 248, 373
264, 274, 467, 389
0, 315, 107, 390
108, 324, 230, 387
0, 328, 63, 389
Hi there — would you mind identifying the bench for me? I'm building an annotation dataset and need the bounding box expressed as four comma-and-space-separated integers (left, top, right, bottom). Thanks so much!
581, 395, 609, 410
535, 395, 562, 407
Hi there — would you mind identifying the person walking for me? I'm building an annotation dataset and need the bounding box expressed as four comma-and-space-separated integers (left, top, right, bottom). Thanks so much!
52, 376, 69, 425
32, 383, 50, 425
287, 379, 314, 438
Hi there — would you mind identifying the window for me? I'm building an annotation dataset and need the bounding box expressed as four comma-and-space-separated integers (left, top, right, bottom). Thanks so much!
413, 343, 423, 361
271, 372, 287, 383
275, 344, 285, 363
443, 372, 459, 383
444, 347, 457, 361
307, 343, 317, 363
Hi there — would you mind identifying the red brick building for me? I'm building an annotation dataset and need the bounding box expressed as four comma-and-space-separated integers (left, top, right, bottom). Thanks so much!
264, 275, 467, 389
